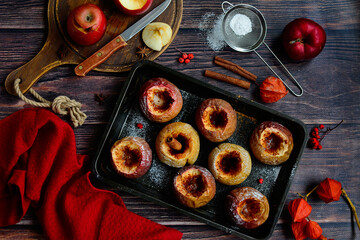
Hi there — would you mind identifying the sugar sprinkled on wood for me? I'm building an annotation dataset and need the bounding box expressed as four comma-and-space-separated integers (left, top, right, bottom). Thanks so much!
198, 12, 227, 51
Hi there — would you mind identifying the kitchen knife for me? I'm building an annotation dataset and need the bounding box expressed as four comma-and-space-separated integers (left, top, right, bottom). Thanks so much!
75, 0, 172, 77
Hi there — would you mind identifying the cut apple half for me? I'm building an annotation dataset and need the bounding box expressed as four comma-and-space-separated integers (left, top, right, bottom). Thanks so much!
120, 0, 147, 9
142, 22, 172, 51
113, 0, 152, 16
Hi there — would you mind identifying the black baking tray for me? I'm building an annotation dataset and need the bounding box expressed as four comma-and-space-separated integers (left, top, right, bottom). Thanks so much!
92, 60, 307, 240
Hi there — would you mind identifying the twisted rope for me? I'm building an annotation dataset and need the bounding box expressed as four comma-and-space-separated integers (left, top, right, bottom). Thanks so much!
14, 78, 87, 127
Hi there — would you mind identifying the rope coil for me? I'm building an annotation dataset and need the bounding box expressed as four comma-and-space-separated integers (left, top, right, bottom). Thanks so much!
14, 78, 87, 127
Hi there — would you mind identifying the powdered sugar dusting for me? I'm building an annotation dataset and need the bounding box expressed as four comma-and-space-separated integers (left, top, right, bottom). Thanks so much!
198, 12, 227, 51
198, 12, 215, 31
229, 14, 252, 36
146, 159, 173, 191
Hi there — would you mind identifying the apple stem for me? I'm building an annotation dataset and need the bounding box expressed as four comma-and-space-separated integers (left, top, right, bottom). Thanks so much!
289, 38, 303, 45
175, 47, 185, 54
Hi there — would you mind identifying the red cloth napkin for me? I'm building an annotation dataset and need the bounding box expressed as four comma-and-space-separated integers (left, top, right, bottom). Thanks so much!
0, 108, 183, 240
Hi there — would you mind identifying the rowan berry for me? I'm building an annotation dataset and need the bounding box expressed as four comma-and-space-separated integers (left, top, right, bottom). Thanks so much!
258, 178, 264, 184
178, 57, 184, 63
184, 58, 190, 64
319, 124, 325, 129
188, 53, 194, 59
182, 53, 188, 59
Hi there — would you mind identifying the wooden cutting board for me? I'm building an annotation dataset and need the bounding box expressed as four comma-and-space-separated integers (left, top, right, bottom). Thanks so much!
5, 0, 183, 95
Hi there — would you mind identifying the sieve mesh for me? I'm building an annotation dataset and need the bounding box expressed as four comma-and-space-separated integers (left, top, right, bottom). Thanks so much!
222, 5, 267, 52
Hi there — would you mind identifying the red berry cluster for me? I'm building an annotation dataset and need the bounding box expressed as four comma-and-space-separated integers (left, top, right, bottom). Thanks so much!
308, 120, 343, 150
177, 48, 194, 64
308, 124, 324, 150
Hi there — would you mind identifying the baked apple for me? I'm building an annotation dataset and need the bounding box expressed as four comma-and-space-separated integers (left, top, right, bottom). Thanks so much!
225, 187, 269, 229
195, 98, 237, 142
250, 121, 294, 165
111, 136, 152, 178
173, 165, 216, 208
156, 122, 200, 168
208, 143, 251, 185
139, 78, 183, 123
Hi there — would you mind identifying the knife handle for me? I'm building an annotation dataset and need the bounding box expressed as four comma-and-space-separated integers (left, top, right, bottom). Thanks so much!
75, 35, 127, 77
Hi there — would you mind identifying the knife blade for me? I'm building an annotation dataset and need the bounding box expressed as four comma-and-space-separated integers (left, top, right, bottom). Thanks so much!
75, 0, 172, 77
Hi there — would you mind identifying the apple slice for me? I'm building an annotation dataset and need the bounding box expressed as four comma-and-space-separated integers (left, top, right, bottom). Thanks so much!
142, 22, 172, 51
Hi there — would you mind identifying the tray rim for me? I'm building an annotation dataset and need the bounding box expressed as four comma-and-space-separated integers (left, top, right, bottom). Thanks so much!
91, 60, 308, 240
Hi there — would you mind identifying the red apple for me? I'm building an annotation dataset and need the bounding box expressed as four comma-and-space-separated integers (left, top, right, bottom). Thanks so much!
113, 0, 153, 16
282, 18, 326, 61
66, 3, 107, 46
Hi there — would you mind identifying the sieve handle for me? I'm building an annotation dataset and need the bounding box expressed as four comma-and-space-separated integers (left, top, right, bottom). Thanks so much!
254, 42, 303, 97
221, 1, 234, 13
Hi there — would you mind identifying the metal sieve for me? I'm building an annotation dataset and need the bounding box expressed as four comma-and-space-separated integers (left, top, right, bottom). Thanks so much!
221, 1, 303, 96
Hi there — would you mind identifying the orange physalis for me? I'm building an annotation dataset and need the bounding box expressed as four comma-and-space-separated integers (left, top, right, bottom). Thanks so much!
306, 220, 323, 239
291, 219, 308, 240
259, 76, 289, 103
288, 198, 312, 222
316, 178, 342, 203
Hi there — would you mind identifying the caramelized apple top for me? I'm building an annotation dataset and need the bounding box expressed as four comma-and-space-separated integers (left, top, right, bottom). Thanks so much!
262, 132, 283, 153
209, 143, 252, 185
173, 165, 216, 208
139, 78, 183, 123
112, 143, 142, 173
218, 151, 242, 175
183, 174, 206, 198
167, 133, 189, 156
148, 88, 174, 113
250, 121, 294, 165
258, 121, 293, 157
226, 187, 269, 229
237, 198, 264, 222
196, 98, 237, 142
121, 146, 142, 168
156, 122, 200, 168
110, 136, 152, 178
208, 108, 228, 129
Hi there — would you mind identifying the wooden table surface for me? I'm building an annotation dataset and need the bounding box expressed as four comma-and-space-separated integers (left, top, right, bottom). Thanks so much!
1, 0, 359, 239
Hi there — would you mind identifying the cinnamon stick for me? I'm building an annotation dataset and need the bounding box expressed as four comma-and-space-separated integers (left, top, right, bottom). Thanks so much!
167, 137, 182, 151
214, 56, 257, 82
204, 70, 250, 90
